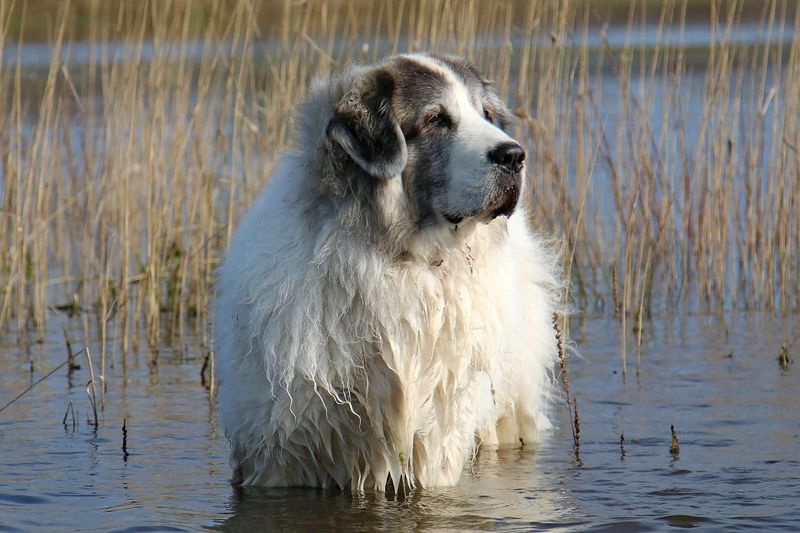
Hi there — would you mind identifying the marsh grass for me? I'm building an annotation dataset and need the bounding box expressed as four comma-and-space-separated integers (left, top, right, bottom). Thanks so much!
670, 424, 680, 458
62, 399, 76, 431
778, 343, 792, 369
554, 313, 579, 455
122, 418, 129, 459
0, 0, 798, 367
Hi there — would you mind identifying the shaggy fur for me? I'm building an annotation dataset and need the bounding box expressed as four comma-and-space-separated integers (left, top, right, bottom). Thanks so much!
214, 53, 562, 491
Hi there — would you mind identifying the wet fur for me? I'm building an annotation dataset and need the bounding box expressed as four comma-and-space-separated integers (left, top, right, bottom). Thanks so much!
214, 54, 562, 491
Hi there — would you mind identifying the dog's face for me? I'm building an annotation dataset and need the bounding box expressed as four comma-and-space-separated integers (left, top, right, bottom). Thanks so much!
325, 54, 524, 228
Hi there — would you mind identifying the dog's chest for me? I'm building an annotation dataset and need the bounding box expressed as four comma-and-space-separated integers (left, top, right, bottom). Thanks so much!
379, 248, 502, 379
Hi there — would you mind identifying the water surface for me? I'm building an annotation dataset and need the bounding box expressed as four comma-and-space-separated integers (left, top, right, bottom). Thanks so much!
1, 311, 797, 531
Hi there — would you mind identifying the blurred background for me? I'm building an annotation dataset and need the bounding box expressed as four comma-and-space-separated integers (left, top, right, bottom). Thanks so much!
0, 1, 798, 530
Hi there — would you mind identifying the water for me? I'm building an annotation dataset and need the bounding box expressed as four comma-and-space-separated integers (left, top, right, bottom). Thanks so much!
3, 20, 794, 68
1, 311, 797, 531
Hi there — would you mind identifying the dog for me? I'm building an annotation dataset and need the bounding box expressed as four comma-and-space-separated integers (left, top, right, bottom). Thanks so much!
214, 53, 562, 491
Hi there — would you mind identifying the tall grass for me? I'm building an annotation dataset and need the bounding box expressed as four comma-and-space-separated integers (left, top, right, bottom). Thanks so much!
0, 0, 797, 364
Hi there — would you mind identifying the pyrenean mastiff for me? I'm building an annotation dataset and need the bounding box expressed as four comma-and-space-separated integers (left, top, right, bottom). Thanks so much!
215, 53, 561, 492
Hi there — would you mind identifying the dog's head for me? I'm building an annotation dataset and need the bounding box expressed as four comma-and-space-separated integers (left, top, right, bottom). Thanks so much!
307, 53, 524, 232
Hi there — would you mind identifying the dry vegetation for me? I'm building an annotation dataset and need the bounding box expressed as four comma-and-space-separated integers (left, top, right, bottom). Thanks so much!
0, 0, 798, 367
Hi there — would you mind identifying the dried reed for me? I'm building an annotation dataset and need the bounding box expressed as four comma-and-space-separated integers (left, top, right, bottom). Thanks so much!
84, 346, 98, 426
670, 424, 680, 457
0, 1, 796, 374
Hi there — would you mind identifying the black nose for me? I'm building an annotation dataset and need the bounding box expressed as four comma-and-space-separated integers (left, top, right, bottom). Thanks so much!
488, 142, 526, 173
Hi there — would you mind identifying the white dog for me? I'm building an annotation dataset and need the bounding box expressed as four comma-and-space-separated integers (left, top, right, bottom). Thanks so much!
214, 53, 561, 492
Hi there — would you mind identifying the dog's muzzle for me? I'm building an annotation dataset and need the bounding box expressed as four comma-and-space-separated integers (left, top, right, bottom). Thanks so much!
487, 142, 524, 219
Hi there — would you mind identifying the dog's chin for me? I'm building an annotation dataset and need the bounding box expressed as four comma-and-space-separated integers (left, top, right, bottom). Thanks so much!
487, 182, 521, 219
443, 189, 520, 227
443, 213, 464, 225
442, 181, 520, 228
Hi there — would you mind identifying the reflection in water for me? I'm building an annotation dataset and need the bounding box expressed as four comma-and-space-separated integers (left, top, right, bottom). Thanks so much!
3, 312, 797, 530
217, 446, 572, 532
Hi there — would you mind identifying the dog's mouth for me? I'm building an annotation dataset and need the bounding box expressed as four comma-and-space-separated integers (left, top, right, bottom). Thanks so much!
487, 183, 520, 220
442, 175, 521, 227
444, 213, 464, 225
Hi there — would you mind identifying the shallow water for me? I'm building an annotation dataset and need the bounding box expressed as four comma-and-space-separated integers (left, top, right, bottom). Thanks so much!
1, 311, 797, 531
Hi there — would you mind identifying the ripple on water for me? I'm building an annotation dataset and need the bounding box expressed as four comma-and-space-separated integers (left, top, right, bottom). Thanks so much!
584, 520, 659, 532
108, 527, 189, 533
658, 514, 714, 528
647, 487, 710, 497
0, 493, 51, 505
665, 468, 693, 475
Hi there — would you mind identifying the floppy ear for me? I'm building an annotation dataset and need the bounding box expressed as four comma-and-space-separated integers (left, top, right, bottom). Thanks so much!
326, 68, 407, 180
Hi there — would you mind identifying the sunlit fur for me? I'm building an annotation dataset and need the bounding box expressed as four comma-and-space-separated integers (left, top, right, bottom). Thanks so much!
214, 54, 562, 491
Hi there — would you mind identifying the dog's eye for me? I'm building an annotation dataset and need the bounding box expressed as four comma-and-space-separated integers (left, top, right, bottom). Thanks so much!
483, 106, 494, 123
425, 110, 451, 129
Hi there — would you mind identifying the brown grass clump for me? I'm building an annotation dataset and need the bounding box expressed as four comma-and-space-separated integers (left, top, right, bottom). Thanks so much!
778, 344, 792, 369
670, 424, 680, 458
0, 0, 798, 366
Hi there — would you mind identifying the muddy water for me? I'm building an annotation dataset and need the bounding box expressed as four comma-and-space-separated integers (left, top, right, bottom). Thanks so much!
0, 311, 797, 531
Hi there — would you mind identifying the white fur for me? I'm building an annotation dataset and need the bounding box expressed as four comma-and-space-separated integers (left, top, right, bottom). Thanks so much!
445, 81, 516, 215
214, 57, 562, 492
411, 55, 516, 217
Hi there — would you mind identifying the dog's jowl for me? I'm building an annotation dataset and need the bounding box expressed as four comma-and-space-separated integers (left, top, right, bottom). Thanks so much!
214, 53, 561, 491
